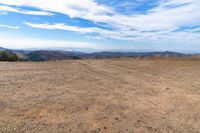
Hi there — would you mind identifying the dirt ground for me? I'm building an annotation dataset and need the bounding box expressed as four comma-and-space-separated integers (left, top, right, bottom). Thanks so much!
0, 58, 200, 133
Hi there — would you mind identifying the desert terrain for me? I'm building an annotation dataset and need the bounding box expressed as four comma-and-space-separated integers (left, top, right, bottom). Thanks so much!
0, 58, 200, 133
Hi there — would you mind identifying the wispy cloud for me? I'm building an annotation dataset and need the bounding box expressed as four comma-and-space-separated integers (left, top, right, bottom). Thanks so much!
185, 27, 200, 32
0, 0, 199, 31
0, 35, 97, 49
0, 0, 199, 47
0, 0, 112, 19
24, 22, 200, 46
24, 22, 123, 40
24, 22, 106, 33
0, 11, 7, 15
0, 24, 19, 29
0, 5, 53, 16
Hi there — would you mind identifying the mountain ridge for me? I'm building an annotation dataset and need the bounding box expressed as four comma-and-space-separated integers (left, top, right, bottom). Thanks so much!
0, 47, 200, 61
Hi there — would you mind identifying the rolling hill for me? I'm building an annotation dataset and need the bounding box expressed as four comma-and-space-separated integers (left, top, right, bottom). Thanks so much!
0, 47, 199, 61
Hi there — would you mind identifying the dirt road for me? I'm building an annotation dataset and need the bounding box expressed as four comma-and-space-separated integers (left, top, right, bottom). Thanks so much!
0, 59, 200, 133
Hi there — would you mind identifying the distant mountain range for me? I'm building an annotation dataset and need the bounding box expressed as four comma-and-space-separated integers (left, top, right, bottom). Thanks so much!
0, 47, 200, 61
0, 47, 7, 51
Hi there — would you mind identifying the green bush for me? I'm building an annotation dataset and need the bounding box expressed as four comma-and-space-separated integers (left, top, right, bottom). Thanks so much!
0, 51, 18, 62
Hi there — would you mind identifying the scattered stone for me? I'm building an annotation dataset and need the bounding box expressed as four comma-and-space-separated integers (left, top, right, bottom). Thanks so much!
114, 117, 119, 120
85, 106, 89, 110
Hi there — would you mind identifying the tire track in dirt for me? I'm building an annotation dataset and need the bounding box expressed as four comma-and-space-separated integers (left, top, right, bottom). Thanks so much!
75, 60, 166, 131
75, 60, 179, 117
76, 60, 127, 122
76, 60, 160, 89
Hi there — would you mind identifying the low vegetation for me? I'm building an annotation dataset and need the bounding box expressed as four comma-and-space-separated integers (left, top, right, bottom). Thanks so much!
0, 47, 200, 61
0, 51, 18, 62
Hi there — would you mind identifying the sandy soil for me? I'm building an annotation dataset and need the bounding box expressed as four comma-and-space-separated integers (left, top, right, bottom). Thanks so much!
0, 58, 200, 133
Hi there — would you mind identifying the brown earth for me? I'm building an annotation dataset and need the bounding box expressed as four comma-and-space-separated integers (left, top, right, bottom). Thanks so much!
0, 58, 200, 133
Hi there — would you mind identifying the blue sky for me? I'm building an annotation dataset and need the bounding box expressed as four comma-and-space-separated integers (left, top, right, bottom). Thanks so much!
0, 0, 200, 52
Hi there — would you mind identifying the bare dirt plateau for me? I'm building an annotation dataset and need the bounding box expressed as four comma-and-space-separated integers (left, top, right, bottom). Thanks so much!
0, 59, 200, 133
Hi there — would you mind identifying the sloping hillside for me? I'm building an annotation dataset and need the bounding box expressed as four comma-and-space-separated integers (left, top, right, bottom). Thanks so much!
27, 50, 82, 61
83, 51, 186, 59
0, 47, 7, 51
0, 47, 200, 61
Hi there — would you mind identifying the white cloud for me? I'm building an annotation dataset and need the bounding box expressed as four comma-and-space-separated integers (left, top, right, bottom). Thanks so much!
0, 0, 199, 46
24, 22, 106, 34
23, 22, 200, 46
24, 22, 128, 39
0, 5, 53, 16
0, 0, 199, 31
0, 35, 97, 49
0, 0, 112, 19
185, 27, 200, 32
0, 24, 19, 29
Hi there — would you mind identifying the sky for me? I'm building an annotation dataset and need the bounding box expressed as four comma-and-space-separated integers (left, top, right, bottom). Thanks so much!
0, 0, 200, 52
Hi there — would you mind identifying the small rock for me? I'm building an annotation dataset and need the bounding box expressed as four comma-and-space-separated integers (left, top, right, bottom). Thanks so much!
114, 117, 119, 120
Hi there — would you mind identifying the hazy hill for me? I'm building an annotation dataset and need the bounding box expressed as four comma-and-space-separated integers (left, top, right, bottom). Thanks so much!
27, 50, 82, 61
0, 47, 7, 51
83, 51, 186, 59
0, 47, 200, 61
